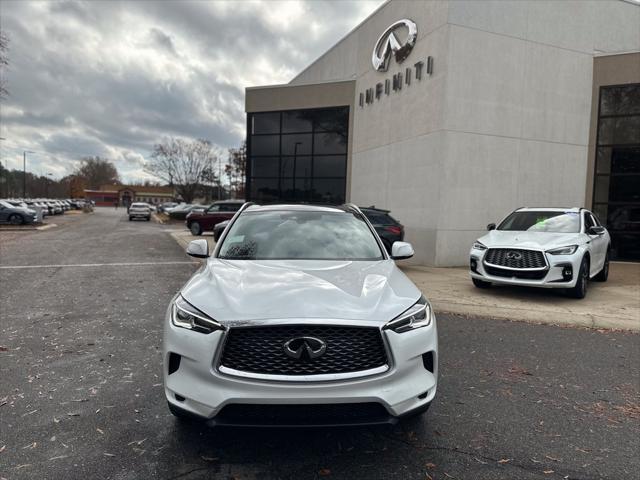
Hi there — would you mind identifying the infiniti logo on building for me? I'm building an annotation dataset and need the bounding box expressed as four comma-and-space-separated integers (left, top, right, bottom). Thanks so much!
372, 19, 417, 71
283, 336, 327, 361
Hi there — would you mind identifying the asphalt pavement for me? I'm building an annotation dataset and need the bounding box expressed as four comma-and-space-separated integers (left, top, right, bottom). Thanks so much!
1, 207, 638, 480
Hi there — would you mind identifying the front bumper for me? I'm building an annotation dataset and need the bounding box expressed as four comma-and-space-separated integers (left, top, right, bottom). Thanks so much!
162, 308, 438, 425
469, 247, 583, 288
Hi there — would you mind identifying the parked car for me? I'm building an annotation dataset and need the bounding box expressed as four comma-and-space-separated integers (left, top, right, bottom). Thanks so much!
164, 203, 437, 426
360, 206, 404, 253
469, 207, 610, 299
158, 202, 178, 214
45, 201, 62, 215
0, 199, 38, 225
213, 219, 229, 241
168, 204, 199, 221
128, 202, 152, 221
189, 204, 212, 216
185, 200, 244, 236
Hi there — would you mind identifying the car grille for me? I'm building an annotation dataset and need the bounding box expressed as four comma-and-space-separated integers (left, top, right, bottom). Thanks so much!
214, 402, 392, 426
485, 248, 546, 269
219, 325, 388, 377
484, 265, 548, 280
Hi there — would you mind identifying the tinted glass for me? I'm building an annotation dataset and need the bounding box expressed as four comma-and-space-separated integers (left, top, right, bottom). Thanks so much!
498, 211, 580, 233
282, 111, 313, 133
314, 132, 347, 155
251, 135, 279, 156
282, 134, 312, 156
314, 155, 346, 177
220, 203, 241, 212
218, 211, 383, 260
312, 178, 346, 204
250, 157, 279, 177
600, 84, 640, 116
312, 108, 349, 133
363, 211, 394, 225
597, 116, 640, 145
280, 156, 311, 178
251, 112, 280, 134
250, 178, 280, 202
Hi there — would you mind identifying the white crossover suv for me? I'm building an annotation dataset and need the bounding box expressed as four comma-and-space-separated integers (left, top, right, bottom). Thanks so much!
470, 207, 611, 298
163, 203, 438, 426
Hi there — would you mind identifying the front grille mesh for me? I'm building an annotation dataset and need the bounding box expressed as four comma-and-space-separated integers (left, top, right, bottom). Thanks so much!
219, 325, 387, 376
485, 248, 546, 269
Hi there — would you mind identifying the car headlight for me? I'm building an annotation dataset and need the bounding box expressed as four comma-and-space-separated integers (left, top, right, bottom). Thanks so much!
383, 296, 432, 333
472, 241, 487, 251
171, 296, 223, 334
547, 245, 578, 255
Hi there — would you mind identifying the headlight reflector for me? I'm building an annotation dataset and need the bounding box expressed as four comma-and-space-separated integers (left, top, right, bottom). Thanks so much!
547, 245, 578, 255
472, 241, 487, 251
171, 296, 223, 334
384, 296, 432, 333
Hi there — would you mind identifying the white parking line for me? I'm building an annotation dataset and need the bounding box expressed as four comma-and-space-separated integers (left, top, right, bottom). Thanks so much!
0, 261, 198, 270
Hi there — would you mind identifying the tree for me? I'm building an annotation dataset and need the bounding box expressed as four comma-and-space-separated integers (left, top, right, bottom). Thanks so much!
73, 157, 121, 189
0, 30, 8, 100
224, 141, 246, 199
146, 137, 219, 203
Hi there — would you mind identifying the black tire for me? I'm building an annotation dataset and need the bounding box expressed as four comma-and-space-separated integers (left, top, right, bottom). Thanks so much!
472, 278, 492, 288
190, 221, 202, 236
146, 216, 151, 221
594, 250, 609, 282
567, 256, 589, 299
167, 402, 199, 422
128, 216, 132, 221
8, 214, 23, 225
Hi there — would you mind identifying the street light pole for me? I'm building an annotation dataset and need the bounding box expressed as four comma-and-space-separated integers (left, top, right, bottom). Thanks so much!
23, 150, 34, 198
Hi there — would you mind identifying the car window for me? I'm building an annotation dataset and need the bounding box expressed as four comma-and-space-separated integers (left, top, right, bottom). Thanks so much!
218, 210, 384, 261
590, 213, 601, 227
498, 211, 580, 233
363, 211, 394, 225
207, 205, 220, 212
583, 212, 594, 231
220, 203, 241, 212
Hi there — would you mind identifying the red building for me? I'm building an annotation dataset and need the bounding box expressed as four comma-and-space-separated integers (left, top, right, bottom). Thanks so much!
84, 184, 176, 207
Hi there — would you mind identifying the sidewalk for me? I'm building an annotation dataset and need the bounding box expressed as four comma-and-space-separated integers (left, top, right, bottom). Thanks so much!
402, 263, 640, 331
168, 229, 640, 331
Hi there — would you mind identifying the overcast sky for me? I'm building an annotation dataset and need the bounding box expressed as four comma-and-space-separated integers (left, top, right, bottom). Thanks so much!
0, 0, 383, 183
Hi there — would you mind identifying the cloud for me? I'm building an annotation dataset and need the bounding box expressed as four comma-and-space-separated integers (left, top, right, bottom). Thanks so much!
0, 0, 383, 182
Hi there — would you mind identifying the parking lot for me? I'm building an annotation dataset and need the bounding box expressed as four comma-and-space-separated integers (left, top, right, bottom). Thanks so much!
1, 207, 639, 480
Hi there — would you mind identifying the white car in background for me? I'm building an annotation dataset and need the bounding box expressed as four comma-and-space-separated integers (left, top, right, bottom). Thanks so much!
469, 208, 610, 298
128, 202, 151, 221
163, 203, 438, 426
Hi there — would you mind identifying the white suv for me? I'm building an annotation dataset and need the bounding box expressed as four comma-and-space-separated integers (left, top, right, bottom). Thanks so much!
470, 208, 610, 298
163, 203, 438, 426
128, 202, 151, 221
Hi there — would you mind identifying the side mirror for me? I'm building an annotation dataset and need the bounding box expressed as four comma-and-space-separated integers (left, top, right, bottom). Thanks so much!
588, 226, 605, 236
391, 241, 414, 260
487, 223, 496, 231
186, 239, 209, 258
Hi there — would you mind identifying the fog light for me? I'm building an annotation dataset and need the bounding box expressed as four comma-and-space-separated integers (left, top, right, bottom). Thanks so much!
562, 266, 573, 281
470, 258, 478, 273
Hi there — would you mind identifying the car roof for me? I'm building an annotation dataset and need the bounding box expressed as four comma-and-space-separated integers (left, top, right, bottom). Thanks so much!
515, 207, 583, 213
213, 199, 245, 204
245, 203, 350, 214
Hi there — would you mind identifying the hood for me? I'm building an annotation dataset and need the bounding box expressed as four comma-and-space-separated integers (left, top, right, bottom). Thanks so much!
477, 230, 584, 250
181, 259, 421, 325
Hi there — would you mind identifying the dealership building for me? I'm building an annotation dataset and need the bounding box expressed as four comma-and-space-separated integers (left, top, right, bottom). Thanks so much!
245, 0, 640, 265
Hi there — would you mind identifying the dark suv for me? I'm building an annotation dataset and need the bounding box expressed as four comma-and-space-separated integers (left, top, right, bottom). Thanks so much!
186, 200, 244, 236
360, 207, 404, 253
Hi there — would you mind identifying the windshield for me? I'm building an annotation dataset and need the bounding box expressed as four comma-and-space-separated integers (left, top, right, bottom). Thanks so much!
218, 210, 384, 260
131, 203, 148, 208
498, 211, 580, 233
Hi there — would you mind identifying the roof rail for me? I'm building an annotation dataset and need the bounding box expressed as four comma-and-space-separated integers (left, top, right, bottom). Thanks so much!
238, 201, 256, 214
342, 203, 363, 215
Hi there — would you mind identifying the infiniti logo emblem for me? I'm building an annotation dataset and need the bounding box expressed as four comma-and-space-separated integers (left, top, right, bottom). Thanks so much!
283, 336, 327, 361
372, 19, 417, 72
505, 251, 523, 261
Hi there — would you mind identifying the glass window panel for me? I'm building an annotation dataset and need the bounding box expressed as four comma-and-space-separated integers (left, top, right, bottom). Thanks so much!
600, 84, 640, 116
280, 178, 313, 201
250, 157, 280, 177
251, 135, 279, 156
594, 175, 610, 203
611, 146, 640, 174
281, 134, 312, 156
282, 111, 313, 133
312, 107, 349, 133
312, 178, 346, 204
250, 178, 280, 202
608, 205, 640, 232
611, 232, 640, 262
596, 147, 611, 174
251, 112, 280, 134
313, 155, 346, 177
609, 175, 640, 203
314, 132, 347, 155
597, 116, 640, 145
281, 156, 312, 178
592, 204, 608, 227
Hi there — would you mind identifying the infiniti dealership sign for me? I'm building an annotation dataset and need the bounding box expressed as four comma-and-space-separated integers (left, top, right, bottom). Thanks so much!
372, 19, 417, 71
360, 19, 433, 108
